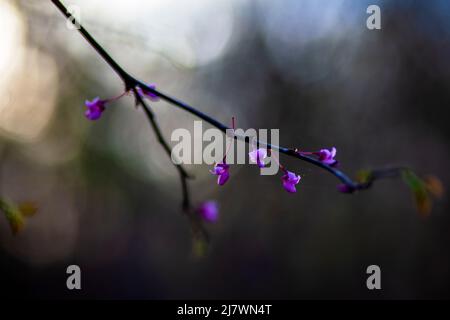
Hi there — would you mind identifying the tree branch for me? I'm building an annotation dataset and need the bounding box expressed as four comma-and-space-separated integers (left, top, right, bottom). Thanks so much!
132, 88, 209, 242
50, 0, 407, 195
131, 88, 191, 208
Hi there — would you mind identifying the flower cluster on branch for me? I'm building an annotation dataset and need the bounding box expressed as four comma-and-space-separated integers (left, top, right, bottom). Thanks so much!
43, 0, 443, 248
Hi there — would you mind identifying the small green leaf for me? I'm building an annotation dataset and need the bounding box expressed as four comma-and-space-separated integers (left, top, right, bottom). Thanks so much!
192, 237, 208, 258
402, 169, 424, 191
0, 199, 25, 235
424, 175, 444, 199
356, 170, 373, 184
401, 169, 432, 217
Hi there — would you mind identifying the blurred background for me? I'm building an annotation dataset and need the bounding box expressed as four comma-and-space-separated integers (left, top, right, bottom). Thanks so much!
0, 0, 449, 299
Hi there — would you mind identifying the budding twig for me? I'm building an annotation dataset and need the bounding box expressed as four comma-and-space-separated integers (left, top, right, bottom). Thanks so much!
50, 0, 408, 196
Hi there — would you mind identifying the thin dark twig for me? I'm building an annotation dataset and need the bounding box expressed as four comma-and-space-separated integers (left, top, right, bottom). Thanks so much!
50, 0, 406, 194
132, 88, 209, 241
131, 88, 191, 208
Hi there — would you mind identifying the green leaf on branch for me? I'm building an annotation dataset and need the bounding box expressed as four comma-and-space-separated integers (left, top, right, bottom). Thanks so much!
0, 198, 37, 235
423, 175, 444, 199
356, 170, 373, 184
0, 199, 25, 234
401, 169, 442, 217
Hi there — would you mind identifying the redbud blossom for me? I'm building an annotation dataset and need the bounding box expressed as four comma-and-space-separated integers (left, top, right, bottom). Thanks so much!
337, 184, 354, 193
210, 162, 230, 186
282, 170, 301, 193
318, 147, 337, 166
197, 201, 219, 223
84, 97, 106, 120
249, 148, 267, 168
137, 83, 160, 102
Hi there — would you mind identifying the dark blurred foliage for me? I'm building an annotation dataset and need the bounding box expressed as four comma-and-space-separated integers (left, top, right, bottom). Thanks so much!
0, 0, 449, 299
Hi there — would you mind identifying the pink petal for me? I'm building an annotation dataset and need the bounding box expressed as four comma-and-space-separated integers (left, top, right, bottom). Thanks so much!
319, 149, 331, 160
283, 181, 297, 193
85, 97, 100, 108
218, 171, 229, 186
286, 171, 301, 183
249, 148, 267, 167
139, 84, 160, 102
330, 147, 337, 158
257, 159, 265, 168
198, 201, 219, 223
282, 171, 301, 193
85, 109, 101, 120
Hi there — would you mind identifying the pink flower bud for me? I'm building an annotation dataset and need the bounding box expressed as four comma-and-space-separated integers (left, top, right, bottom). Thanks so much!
84, 97, 106, 120
210, 162, 230, 186
282, 170, 301, 193
197, 201, 219, 223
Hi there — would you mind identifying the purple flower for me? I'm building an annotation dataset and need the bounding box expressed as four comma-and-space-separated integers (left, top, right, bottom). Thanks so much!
84, 97, 106, 120
282, 170, 301, 193
210, 162, 230, 186
249, 148, 267, 168
318, 147, 337, 166
137, 83, 159, 102
337, 184, 354, 193
197, 201, 219, 223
